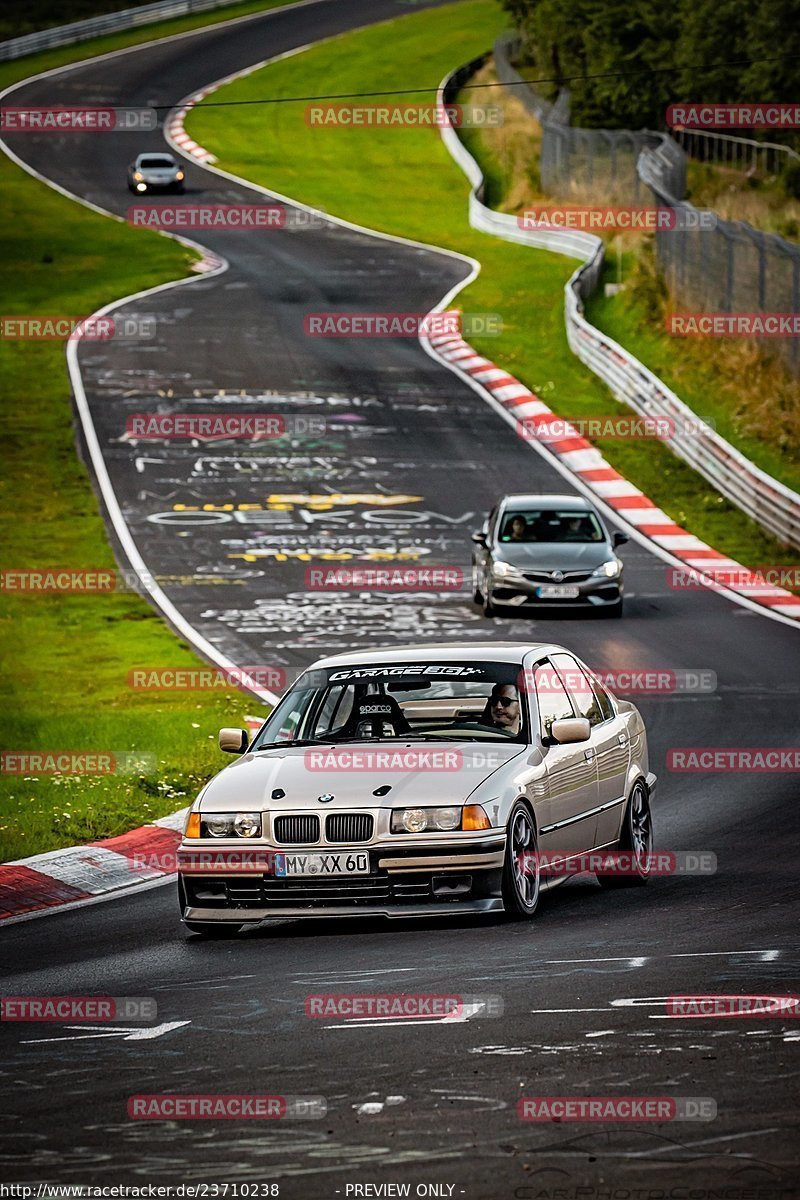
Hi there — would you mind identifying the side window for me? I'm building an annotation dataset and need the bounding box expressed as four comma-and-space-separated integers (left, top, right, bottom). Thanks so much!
552, 654, 603, 727
532, 660, 575, 739
260, 688, 314, 744
311, 684, 354, 737
589, 673, 615, 722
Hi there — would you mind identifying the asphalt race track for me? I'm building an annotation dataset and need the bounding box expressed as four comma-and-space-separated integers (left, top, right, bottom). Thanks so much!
1, 0, 799, 1195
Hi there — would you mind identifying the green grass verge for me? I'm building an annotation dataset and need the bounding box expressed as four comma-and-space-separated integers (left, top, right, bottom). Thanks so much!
188, 0, 800, 572
0, 8, 299, 863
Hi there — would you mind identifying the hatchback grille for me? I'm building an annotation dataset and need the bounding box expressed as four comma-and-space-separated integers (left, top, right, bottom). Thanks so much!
325, 813, 374, 843
522, 569, 592, 582
273, 815, 319, 844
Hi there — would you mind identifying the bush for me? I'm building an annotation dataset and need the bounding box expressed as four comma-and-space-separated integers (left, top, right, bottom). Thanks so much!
782, 158, 800, 200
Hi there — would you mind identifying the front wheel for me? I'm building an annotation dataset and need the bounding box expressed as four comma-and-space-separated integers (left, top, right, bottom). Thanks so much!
597, 780, 653, 887
501, 801, 540, 919
472, 562, 483, 604
599, 599, 623, 619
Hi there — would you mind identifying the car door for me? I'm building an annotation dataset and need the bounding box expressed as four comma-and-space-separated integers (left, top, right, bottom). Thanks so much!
530, 658, 599, 856
552, 654, 630, 847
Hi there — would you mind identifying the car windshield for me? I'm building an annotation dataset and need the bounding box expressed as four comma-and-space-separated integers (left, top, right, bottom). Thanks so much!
139, 157, 175, 168
499, 509, 604, 543
251, 661, 528, 747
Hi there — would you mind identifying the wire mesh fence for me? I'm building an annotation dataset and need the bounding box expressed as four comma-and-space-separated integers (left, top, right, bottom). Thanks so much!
494, 34, 800, 376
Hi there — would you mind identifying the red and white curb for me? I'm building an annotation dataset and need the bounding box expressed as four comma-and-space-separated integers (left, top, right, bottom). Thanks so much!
427, 332, 800, 622
0, 808, 187, 922
0, 720, 272, 921
166, 89, 217, 164
165, 48, 311, 167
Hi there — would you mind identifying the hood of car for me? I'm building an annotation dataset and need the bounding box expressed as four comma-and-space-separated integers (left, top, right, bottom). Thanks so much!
494, 541, 611, 569
140, 168, 176, 179
198, 742, 525, 810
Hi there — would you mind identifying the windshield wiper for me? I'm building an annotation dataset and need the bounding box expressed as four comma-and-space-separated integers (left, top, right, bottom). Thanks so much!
251, 738, 334, 751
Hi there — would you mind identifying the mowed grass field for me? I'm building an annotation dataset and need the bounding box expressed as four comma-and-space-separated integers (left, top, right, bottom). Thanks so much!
189, 0, 800, 574
0, 5, 301, 861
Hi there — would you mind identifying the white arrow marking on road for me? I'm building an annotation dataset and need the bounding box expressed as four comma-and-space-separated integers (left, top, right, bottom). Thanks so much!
22, 1020, 190, 1044
326, 1001, 488, 1029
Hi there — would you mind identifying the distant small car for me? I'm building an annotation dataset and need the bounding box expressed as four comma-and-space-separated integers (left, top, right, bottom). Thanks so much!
177, 642, 656, 934
127, 152, 184, 194
471, 493, 628, 618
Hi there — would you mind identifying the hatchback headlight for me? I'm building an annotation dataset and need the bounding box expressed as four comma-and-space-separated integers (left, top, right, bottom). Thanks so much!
592, 559, 621, 579
202, 812, 262, 838
391, 806, 468, 833
176, 170, 185, 180
493, 560, 522, 578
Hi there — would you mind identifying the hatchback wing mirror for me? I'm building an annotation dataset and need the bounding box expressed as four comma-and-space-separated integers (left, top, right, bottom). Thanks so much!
219, 727, 249, 753
547, 717, 591, 745
612, 531, 629, 548
471, 530, 487, 545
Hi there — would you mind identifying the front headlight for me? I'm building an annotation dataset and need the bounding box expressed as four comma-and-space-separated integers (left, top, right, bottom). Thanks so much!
391, 806, 478, 833
176, 170, 184, 180
493, 560, 522, 578
592, 559, 621, 579
233, 811, 261, 838
201, 812, 262, 838
133, 171, 143, 181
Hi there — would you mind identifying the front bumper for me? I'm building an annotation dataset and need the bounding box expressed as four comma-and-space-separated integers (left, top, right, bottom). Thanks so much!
179, 836, 506, 922
489, 575, 622, 609
130, 177, 183, 191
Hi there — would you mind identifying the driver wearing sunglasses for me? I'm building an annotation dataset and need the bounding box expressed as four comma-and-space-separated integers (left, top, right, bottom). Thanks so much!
481, 683, 521, 734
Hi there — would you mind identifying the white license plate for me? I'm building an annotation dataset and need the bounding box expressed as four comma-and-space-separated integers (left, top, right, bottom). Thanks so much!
536, 585, 580, 599
275, 851, 369, 877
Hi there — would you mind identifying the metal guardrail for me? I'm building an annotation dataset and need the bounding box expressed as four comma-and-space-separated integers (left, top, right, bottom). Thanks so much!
0, 0, 246, 61
494, 33, 800, 379
440, 59, 800, 551
672, 128, 800, 175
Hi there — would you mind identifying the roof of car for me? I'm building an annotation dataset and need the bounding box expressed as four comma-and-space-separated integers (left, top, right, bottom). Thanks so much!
311, 642, 563, 669
499, 494, 594, 510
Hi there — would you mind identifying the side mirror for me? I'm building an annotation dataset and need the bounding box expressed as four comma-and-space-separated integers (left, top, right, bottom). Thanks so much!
612, 531, 629, 548
471, 530, 487, 545
547, 717, 591, 745
219, 727, 248, 754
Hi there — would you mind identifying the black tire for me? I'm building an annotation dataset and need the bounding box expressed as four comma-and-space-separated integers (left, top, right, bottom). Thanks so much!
597, 780, 653, 888
501, 801, 540, 919
472, 562, 483, 605
599, 599, 623, 619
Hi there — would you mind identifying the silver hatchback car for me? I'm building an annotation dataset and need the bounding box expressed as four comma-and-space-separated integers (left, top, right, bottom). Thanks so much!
178, 643, 656, 935
127, 152, 185, 194
472, 493, 628, 618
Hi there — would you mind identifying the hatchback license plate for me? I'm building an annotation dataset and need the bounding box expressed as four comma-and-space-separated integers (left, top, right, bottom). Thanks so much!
274, 851, 369, 877
536, 584, 580, 599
